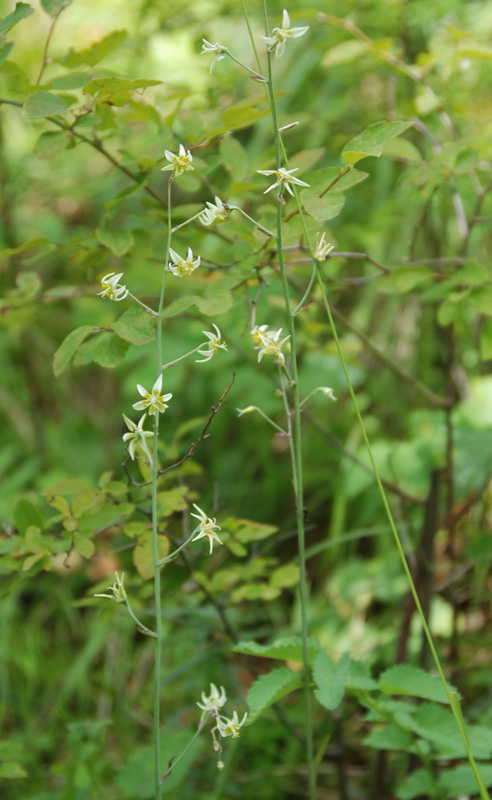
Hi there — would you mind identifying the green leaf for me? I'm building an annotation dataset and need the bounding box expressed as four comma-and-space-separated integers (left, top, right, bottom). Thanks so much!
24, 90, 69, 118
234, 636, 322, 663
0, 41, 13, 67
246, 667, 303, 724
378, 664, 457, 705
112, 306, 156, 345
396, 768, 436, 800
380, 267, 433, 294
96, 226, 134, 256
270, 564, 300, 589
364, 724, 414, 751
313, 651, 349, 711
0, 741, 23, 760
0, 3, 33, 36
53, 325, 93, 376
13, 499, 43, 533
133, 535, 169, 580
347, 659, 378, 691
162, 295, 197, 319
438, 764, 492, 797
342, 120, 414, 166
43, 478, 90, 497
25, 526, 46, 554
73, 533, 95, 559
84, 76, 162, 97
0, 761, 28, 779
220, 135, 249, 179
57, 30, 127, 68
0, 237, 50, 260
33, 130, 67, 159
196, 291, 233, 316
302, 189, 345, 222
322, 39, 369, 67
481, 318, 492, 360
222, 104, 269, 131
90, 333, 129, 368
307, 167, 369, 195
156, 487, 188, 517
40, 0, 72, 17
469, 285, 492, 316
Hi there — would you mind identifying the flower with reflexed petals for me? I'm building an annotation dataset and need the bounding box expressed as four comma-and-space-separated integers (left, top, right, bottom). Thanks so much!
98, 272, 128, 301
133, 375, 172, 416
122, 414, 154, 463
250, 324, 269, 346
195, 324, 228, 363
314, 232, 334, 262
191, 503, 223, 554
161, 144, 194, 178
167, 246, 201, 278
257, 167, 310, 197
256, 327, 290, 366
217, 711, 248, 738
201, 39, 227, 73
197, 683, 227, 713
94, 572, 127, 603
199, 196, 230, 226
261, 8, 309, 59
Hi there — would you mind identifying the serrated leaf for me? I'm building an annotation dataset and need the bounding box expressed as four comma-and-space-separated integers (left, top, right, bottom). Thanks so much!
378, 664, 456, 705
438, 764, 492, 797
302, 189, 345, 222
133, 534, 169, 580
57, 30, 127, 68
33, 130, 67, 159
246, 667, 303, 724
396, 768, 435, 800
96, 226, 133, 256
90, 333, 129, 367
364, 724, 414, 751
112, 306, 156, 345
342, 120, 414, 166
0, 3, 33, 36
347, 659, 378, 691
0, 761, 28, 779
41, 0, 72, 17
24, 90, 69, 118
313, 651, 349, 711
234, 636, 322, 663
53, 325, 93, 376
73, 533, 95, 559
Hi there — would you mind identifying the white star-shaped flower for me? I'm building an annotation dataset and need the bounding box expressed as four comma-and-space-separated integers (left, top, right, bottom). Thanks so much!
132, 375, 172, 416
195, 324, 228, 363
257, 167, 310, 197
201, 39, 228, 73
190, 503, 223, 554
199, 196, 230, 226
314, 233, 335, 262
97, 272, 128, 301
122, 414, 154, 464
167, 246, 201, 277
261, 9, 309, 59
256, 327, 290, 366
216, 711, 248, 738
94, 572, 127, 603
197, 683, 228, 713
161, 144, 194, 178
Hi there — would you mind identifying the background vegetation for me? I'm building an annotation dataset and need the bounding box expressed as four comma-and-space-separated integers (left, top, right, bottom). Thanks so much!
1, 0, 492, 798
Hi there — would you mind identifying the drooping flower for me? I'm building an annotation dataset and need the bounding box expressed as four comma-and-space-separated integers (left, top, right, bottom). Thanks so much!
94, 572, 127, 603
256, 327, 291, 366
122, 414, 154, 463
197, 684, 228, 713
133, 375, 172, 415
201, 39, 227, 73
98, 272, 128, 301
319, 386, 337, 400
314, 232, 335, 262
216, 711, 248, 738
161, 144, 194, 179
261, 8, 309, 59
195, 324, 228, 363
190, 503, 223, 554
257, 167, 310, 197
250, 324, 269, 346
199, 196, 230, 226
167, 246, 201, 278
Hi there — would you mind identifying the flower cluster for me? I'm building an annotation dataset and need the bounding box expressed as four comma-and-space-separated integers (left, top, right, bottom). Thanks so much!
201, 39, 227, 73
98, 272, 128, 302
261, 8, 309, 59
161, 144, 194, 179
191, 504, 223, 554
314, 232, 334, 262
196, 324, 228, 363
94, 572, 127, 603
252, 325, 290, 367
197, 684, 248, 743
199, 196, 230, 226
167, 246, 201, 278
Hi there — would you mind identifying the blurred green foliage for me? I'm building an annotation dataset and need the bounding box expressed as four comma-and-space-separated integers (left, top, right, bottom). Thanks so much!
1, 0, 492, 797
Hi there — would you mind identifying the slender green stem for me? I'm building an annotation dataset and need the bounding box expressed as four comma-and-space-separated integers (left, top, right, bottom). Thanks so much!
162, 344, 203, 370
261, 3, 316, 796
239, 0, 262, 72
161, 712, 208, 781
123, 599, 157, 638
315, 272, 490, 800
293, 258, 317, 315
238, 404, 287, 433
231, 206, 276, 237
158, 530, 197, 565
225, 50, 266, 79
151, 180, 172, 800
128, 291, 157, 316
